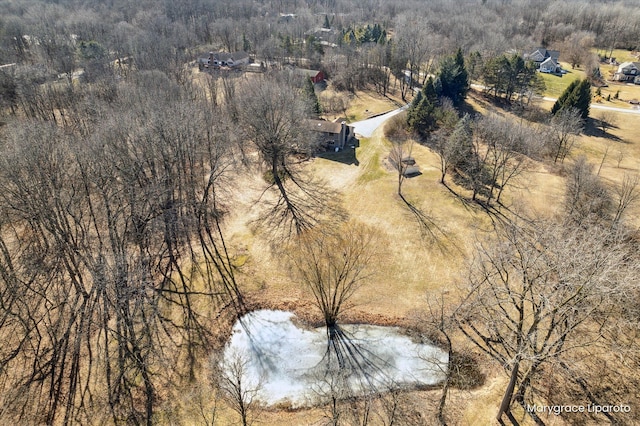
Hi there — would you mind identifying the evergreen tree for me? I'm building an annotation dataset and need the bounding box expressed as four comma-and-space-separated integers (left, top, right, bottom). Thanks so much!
422, 76, 439, 104
304, 77, 321, 116
242, 33, 251, 53
573, 79, 592, 119
437, 48, 469, 106
551, 79, 591, 119
377, 30, 387, 45
406, 91, 423, 129
439, 113, 472, 184
551, 79, 579, 115
407, 87, 437, 135
323, 14, 331, 29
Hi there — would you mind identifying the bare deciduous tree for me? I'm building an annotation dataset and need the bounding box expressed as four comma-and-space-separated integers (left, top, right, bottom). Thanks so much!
216, 350, 263, 426
564, 156, 613, 227
389, 139, 415, 196
288, 222, 378, 331
0, 76, 244, 425
473, 114, 536, 205
236, 75, 340, 236
457, 220, 630, 425
612, 173, 640, 225
596, 110, 617, 134
546, 107, 583, 164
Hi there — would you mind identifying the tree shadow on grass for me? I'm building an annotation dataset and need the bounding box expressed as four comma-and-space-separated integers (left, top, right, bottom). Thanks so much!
582, 118, 625, 142
398, 193, 461, 254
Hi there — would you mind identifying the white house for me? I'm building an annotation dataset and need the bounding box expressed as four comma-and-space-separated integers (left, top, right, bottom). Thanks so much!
539, 57, 561, 74
612, 62, 640, 82
524, 47, 562, 74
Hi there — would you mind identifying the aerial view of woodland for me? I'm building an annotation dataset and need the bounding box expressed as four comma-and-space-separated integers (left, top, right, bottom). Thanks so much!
1, 0, 640, 424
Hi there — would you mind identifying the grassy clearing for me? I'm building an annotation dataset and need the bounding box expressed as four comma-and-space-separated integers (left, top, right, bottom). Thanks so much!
206, 85, 640, 425
598, 48, 639, 64
346, 91, 403, 122
539, 63, 583, 98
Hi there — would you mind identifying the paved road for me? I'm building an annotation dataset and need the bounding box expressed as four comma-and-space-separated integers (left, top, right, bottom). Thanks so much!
350, 86, 640, 139
351, 104, 410, 137
539, 96, 640, 115
471, 84, 640, 115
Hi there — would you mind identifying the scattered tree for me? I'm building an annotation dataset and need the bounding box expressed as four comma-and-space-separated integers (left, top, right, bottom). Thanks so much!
564, 156, 613, 227
288, 222, 378, 331
216, 351, 263, 426
236, 76, 331, 236
546, 107, 583, 163
389, 138, 415, 195
596, 110, 616, 134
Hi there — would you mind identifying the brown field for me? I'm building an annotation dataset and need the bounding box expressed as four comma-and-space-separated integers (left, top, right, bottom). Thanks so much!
188, 84, 640, 425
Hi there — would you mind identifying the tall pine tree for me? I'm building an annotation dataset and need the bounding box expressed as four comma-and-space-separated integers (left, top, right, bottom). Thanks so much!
437, 48, 469, 106
551, 79, 590, 119
407, 77, 439, 135
303, 77, 321, 116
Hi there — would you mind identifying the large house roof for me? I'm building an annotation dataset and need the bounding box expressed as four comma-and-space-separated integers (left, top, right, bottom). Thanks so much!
292, 68, 322, 78
617, 61, 640, 73
526, 47, 560, 62
212, 51, 249, 61
540, 57, 558, 66
308, 119, 343, 134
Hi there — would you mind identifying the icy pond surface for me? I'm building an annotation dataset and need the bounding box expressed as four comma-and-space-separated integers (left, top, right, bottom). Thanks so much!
222, 310, 449, 408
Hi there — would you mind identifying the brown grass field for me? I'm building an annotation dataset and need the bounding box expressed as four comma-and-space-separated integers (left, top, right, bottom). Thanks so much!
187, 74, 640, 424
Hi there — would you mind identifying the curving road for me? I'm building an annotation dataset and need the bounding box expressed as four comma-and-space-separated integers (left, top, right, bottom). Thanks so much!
350, 104, 410, 137
350, 87, 640, 139
470, 83, 640, 115
540, 96, 640, 115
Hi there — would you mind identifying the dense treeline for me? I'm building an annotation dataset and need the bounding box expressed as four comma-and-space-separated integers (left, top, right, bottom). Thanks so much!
0, 72, 248, 424
2, 0, 640, 81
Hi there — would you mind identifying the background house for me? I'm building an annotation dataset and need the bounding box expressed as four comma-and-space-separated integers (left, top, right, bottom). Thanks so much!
612, 61, 640, 82
198, 51, 250, 70
524, 47, 561, 73
211, 51, 250, 68
292, 67, 326, 84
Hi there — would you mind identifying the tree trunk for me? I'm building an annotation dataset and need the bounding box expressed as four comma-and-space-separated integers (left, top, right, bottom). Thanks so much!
497, 360, 520, 425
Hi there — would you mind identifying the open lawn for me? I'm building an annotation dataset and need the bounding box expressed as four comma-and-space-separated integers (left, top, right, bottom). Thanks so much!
208, 87, 640, 425
539, 62, 584, 98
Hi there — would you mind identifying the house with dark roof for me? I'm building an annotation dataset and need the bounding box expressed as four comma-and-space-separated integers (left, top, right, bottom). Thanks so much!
308, 119, 354, 150
612, 61, 640, 82
210, 51, 250, 68
524, 47, 562, 73
197, 51, 250, 70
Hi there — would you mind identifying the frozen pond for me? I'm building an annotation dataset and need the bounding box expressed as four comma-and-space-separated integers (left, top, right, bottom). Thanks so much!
221, 310, 449, 408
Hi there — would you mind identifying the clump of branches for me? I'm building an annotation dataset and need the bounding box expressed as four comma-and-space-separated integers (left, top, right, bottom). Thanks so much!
0, 76, 244, 424
457, 219, 637, 425
235, 74, 344, 238
287, 221, 379, 330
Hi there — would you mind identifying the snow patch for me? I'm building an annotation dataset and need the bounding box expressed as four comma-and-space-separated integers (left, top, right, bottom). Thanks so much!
221, 310, 448, 408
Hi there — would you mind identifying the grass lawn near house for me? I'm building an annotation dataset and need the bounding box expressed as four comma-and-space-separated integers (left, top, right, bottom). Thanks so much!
538, 63, 584, 98
345, 90, 404, 122
597, 48, 639, 64
596, 81, 640, 104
